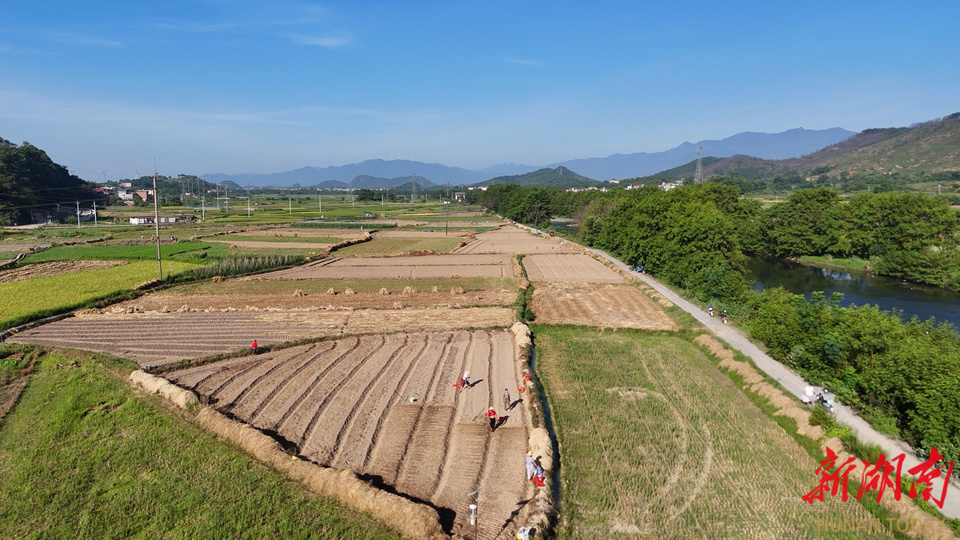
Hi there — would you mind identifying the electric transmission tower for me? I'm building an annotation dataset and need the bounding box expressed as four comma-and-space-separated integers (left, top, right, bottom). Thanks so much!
694, 146, 704, 184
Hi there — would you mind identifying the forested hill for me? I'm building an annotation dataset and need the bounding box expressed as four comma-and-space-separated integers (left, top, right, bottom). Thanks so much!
479, 166, 597, 188
684, 113, 960, 181
0, 138, 100, 225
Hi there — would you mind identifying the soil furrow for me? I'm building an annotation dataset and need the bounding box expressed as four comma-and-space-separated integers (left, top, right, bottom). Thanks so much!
300, 334, 405, 461
361, 333, 441, 473
289, 335, 387, 450
243, 342, 337, 423
230, 343, 333, 420
329, 334, 423, 470
268, 336, 362, 432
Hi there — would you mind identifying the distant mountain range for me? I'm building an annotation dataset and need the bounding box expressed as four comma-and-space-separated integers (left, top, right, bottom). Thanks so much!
200, 126, 856, 188
695, 113, 960, 180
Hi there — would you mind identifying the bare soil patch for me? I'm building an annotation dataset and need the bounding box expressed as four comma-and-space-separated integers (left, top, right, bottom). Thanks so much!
453, 226, 580, 254
531, 283, 677, 330
375, 230, 471, 238
263, 254, 515, 280
164, 329, 531, 539
0, 260, 126, 283
108, 288, 516, 311
205, 240, 335, 250
523, 253, 624, 283
6, 307, 514, 369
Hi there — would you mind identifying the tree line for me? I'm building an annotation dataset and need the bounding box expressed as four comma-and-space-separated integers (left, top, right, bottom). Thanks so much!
477, 182, 960, 463
0, 139, 102, 225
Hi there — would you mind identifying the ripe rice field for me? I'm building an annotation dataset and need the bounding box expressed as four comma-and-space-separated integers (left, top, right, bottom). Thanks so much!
0, 260, 199, 328
533, 325, 892, 539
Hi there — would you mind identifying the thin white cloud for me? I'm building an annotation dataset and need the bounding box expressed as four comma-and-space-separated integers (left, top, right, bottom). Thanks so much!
287, 34, 352, 48
41, 31, 123, 48
503, 57, 543, 67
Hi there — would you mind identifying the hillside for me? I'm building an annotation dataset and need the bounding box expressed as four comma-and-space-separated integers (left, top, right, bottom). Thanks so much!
479, 166, 597, 188
0, 139, 102, 225
691, 114, 960, 180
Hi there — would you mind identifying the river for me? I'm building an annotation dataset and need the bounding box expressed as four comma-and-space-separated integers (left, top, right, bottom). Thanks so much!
746, 258, 960, 330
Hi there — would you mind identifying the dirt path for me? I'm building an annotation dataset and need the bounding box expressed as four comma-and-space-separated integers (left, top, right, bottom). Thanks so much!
591, 248, 960, 521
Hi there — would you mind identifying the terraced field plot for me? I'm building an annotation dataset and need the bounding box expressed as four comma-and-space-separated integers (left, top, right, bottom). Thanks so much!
531, 283, 677, 330
534, 326, 892, 539
263, 254, 515, 279
164, 330, 530, 539
452, 227, 578, 254
523, 253, 624, 283
6, 307, 514, 368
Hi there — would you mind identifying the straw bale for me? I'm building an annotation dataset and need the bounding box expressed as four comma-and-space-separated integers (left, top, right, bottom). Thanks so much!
129, 370, 199, 410
528, 427, 553, 471
195, 408, 446, 540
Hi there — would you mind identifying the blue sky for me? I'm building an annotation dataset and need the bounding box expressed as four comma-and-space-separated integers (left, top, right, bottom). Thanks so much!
1, 1, 958, 181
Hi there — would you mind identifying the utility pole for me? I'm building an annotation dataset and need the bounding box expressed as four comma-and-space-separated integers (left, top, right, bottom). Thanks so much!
153, 164, 162, 281
695, 146, 704, 184
93, 201, 97, 226
76, 201, 80, 227
319, 195, 322, 213
289, 197, 292, 214
201, 198, 206, 221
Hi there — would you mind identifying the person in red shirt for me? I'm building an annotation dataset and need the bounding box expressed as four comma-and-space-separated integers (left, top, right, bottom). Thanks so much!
251, 340, 258, 355
487, 407, 497, 431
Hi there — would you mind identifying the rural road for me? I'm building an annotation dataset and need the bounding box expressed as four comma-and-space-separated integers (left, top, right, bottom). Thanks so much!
589, 248, 960, 521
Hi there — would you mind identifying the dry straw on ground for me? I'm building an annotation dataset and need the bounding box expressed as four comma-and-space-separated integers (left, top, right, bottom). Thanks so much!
129, 370, 200, 410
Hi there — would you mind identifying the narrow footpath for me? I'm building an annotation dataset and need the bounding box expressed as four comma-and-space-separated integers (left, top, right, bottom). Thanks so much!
592, 248, 960, 521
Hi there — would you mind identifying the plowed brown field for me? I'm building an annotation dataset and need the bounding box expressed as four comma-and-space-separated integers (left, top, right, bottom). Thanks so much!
452, 227, 579, 254
523, 253, 624, 283
531, 283, 677, 330
262, 254, 515, 279
164, 330, 530, 539
6, 307, 514, 368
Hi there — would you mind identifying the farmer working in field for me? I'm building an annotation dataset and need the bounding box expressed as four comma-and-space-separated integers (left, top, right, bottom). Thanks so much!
488, 407, 497, 431
251, 340, 258, 355
503, 388, 512, 411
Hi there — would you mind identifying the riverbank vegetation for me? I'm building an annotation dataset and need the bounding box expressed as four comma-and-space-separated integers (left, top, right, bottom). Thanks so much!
479, 183, 960, 464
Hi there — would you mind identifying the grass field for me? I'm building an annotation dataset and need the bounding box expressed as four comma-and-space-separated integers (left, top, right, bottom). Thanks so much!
533, 325, 893, 539
23, 242, 210, 263
334, 236, 463, 256
0, 347, 400, 538
0, 260, 200, 328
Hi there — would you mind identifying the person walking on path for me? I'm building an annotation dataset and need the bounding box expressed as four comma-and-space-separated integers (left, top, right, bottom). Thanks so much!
503, 388, 512, 411
487, 407, 497, 431
461, 371, 471, 388
251, 340, 258, 355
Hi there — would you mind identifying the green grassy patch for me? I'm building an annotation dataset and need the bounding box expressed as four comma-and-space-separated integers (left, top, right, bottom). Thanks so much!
796, 255, 872, 272
334, 237, 463, 256
0, 260, 199, 329
0, 347, 399, 538
532, 325, 892, 539
24, 242, 210, 262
